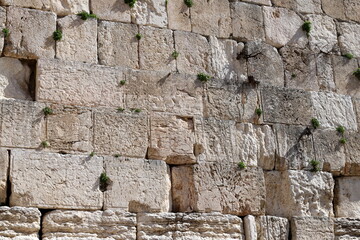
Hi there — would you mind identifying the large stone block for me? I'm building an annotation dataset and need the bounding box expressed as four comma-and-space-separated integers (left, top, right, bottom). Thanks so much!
316, 53, 335, 91
36, 59, 125, 107
265, 170, 334, 218
335, 177, 360, 217
56, 15, 97, 63
334, 218, 360, 239
338, 22, 360, 59
272, 0, 322, 13
0, 149, 8, 205
104, 157, 171, 212
4, 7, 56, 59
137, 212, 245, 240
257, 216, 289, 240
90, 0, 131, 22
291, 217, 334, 240
42, 210, 136, 240
0, 206, 40, 240
0, 7, 5, 55
333, 55, 360, 98
344, 133, 360, 176
98, 21, 139, 69
10, 149, 103, 209
344, 0, 360, 22
322, 0, 346, 20
172, 163, 266, 216
131, 0, 167, 28
166, 0, 191, 31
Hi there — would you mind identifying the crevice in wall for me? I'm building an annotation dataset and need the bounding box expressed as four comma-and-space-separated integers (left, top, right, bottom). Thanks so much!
5, 149, 11, 206
20, 59, 37, 101
38, 209, 54, 240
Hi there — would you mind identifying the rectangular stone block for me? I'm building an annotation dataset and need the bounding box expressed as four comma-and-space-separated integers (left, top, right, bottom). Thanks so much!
91, 0, 131, 22
338, 22, 360, 58
257, 216, 289, 240
172, 163, 266, 216
36, 59, 125, 107
137, 212, 245, 240
0, 149, 8, 205
42, 210, 136, 240
291, 217, 334, 240
265, 170, 334, 218
131, 0, 167, 28
344, 133, 360, 176
104, 157, 171, 212
10, 149, 103, 209
344, 0, 360, 23
335, 218, 360, 238
335, 177, 360, 217
333, 55, 360, 98
272, 0, 322, 13
166, 0, 191, 31
322, 0, 346, 20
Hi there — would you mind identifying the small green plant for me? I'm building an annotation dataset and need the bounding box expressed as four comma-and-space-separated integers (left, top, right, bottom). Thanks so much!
309, 159, 320, 172
77, 11, 98, 20
165, 0, 168, 6
353, 68, 360, 80
89, 151, 95, 157
41, 141, 50, 148
336, 126, 345, 134
114, 154, 120, 158
340, 137, 347, 144
291, 73, 297, 78
238, 161, 246, 169
99, 172, 110, 191
43, 107, 53, 116
343, 53, 354, 59
2, 28, 9, 38
197, 73, 211, 82
184, 0, 193, 7
53, 30, 62, 41
302, 21, 312, 36
119, 80, 126, 85
125, 0, 137, 8
255, 108, 262, 117
311, 118, 320, 129
131, 108, 141, 113
117, 107, 125, 112
172, 51, 179, 59
136, 33, 142, 40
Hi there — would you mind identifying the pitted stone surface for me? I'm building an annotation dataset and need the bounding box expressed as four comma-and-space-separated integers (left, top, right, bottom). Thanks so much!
91, 0, 131, 22
335, 177, 360, 217
272, 0, 322, 13
322, 0, 346, 20
344, 133, 360, 176
257, 216, 289, 240
291, 217, 334, 240
242, 0, 271, 5
333, 56, 360, 98
316, 53, 335, 91
10, 149, 103, 209
338, 22, 360, 58
344, 0, 360, 22
131, 0, 167, 28
0, 7, 5, 55
167, 0, 191, 31
0, 149, 7, 205
334, 218, 360, 238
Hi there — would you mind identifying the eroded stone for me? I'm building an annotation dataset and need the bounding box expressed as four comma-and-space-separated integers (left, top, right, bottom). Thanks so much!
0, 149, 8, 205
335, 177, 360, 217
291, 217, 334, 240
322, 0, 346, 20
167, 0, 191, 31
131, 0, 167, 28
333, 55, 360, 98
91, 0, 131, 22
334, 218, 360, 238
272, 0, 322, 13
338, 22, 360, 61
257, 216, 289, 240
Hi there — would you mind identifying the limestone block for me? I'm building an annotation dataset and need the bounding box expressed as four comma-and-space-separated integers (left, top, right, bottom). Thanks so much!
98, 21, 138, 69
0, 7, 5, 55
191, 0, 231, 38
0, 99, 46, 148
137, 212, 245, 240
91, 0, 131, 22
263, 7, 305, 48
355, 99, 360, 131
311, 91, 357, 131
242, 0, 271, 6
139, 26, 175, 72
104, 157, 171, 212
245, 41, 284, 87
272, 0, 322, 13
46, 106, 93, 152
257, 216, 289, 240
334, 218, 360, 238
231, 2, 265, 41
93, 110, 148, 158
338, 22, 360, 60
172, 163, 266, 216
265, 170, 334, 218
344, 133, 360, 176
175, 31, 212, 75
274, 124, 315, 171
0, 149, 7, 205
317, 53, 335, 91
10, 149, 103, 209
167, 0, 190, 31
322, 0, 346, 20
131, 0, 167, 28
261, 87, 313, 125
244, 215, 257, 240
344, 0, 360, 22
56, 15, 97, 64
148, 113, 196, 165
0, 206, 40, 239
4, 7, 56, 59
36, 59, 125, 107
42, 210, 136, 240
0, 57, 32, 100
333, 55, 360, 98
307, 14, 338, 53
336, 177, 360, 217
291, 217, 334, 240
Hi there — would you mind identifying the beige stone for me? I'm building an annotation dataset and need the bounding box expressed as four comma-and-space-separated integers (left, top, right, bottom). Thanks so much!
354, 98, 360, 131
344, 133, 360, 176
338, 22, 360, 61
104, 157, 171, 212
344, 0, 360, 22
333, 55, 360, 98
91, 0, 131, 22
36, 59, 125, 107
0, 7, 5, 55
291, 217, 334, 240
0, 149, 7, 205
4, 7, 56, 59
317, 53, 335, 91
98, 21, 138, 69
172, 163, 266, 216
56, 15, 97, 64
265, 170, 334, 218
139, 26, 175, 72
131, 0, 167, 28
242, 0, 271, 6
272, 0, 322, 13
334, 218, 360, 239
10, 149, 103, 209
0, 206, 40, 240
257, 216, 289, 240
231, 2, 265, 41
321, 0, 346, 20
138, 212, 245, 240
167, 0, 191, 31
42, 210, 136, 240
335, 177, 360, 217
244, 215, 257, 240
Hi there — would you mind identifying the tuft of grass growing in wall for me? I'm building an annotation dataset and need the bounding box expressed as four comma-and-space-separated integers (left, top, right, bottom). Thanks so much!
119, 80, 126, 86
302, 21, 311, 36
339, 137, 347, 144
353, 68, 360, 80
291, 73, 297, 78
172, 51, 179, 59
311, 118, 320, 129
117, 107, 125, 112
197, 73, 211, 82
136, 33, 142, 40
125, 0, 137, 8
89, 151, 95, 157
309, 159, 320, 172
238, 161, 246, 169
343, 53, 354, 59
41, 141, 50, 148
99, 172, 110, 191
131, 108, 141, 113
2, 28, 9, 38
336, 126, 345, 134
255, 108, 262, 117
114, 154, 120, 158
53, 30, 62, 41
77, 11, 98, 20
43, 107, 53, 116
184, 0, 193, 7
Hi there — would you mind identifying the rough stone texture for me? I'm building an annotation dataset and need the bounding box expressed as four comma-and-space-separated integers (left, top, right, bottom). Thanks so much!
338, 22, 360, 60
272, 0, 322, 13
0, 7, 5, 55
98, 21, 138, 69
344, 0, 360, 22
333, 55, 360, 98
104, 157, 171, 212
191, 0, 231, 38
0, 149, 7, 205
42, 210, 136, 240
56, 15, 97, 64
166, 0, 191, 31
344, 133, 360, 176
131, 0, 167, 28
172, 164, 266, 216
137, 212, 245, 240
0, 206, 40, 239
10, 149, 103, 209
317, 53, 335, 91
261, 87, 313, 125
322, 0, 346, 20
139, 26, 175, 72
148, 112, 196, 165
231, 2, 265, 41
244, 215, 257, 240
334, 218, 360, 238
335, 177, 360, 217
36, 59, 125, 107
4, 7, 56, 59
257, 216, 289, 240
265, 170, 334, 218
354, 98, 360, 132
291, 217, 334, 240
263, 7, 305, 48
90, 0, 131, 22
93, 110, 148, 158
242, 0, 271, 6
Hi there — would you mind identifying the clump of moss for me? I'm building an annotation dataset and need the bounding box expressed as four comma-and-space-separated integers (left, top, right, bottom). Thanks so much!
41, 141, 50, 148
238, 161, 246, 169
77, 11, 98, 20
117, 107, 125, 112
255, 108, 262, 117
311, 118, 320, 129
136, 33, 142, 40
53, 30, 62, 41
184, 0, 193, 7
197, 73, 211, 82
340, 137, 347, 144
309, 159, 320, 172
302, 21, 311, 36
2, 28, 9, 38
99, 172, 111, 191
125, 0, 137, 8
172, 51, 179, 59
336, 126, 345, 134
43, 107, 53, 116
353, 68, 360, 80
343, 53, 354, 59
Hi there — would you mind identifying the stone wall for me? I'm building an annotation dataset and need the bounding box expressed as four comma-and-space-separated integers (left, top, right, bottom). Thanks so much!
0, 0, 359, 239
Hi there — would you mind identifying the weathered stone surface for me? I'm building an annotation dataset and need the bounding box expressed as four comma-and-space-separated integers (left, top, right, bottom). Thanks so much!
291, 217, 334, 240
265, 170, 334, 218
338, 22, 360, 60
354, 98, 360, 131
334, 218, 360, 238
1, 99, 45, 148
344, 133, 360, 176
175, 31, 212, 75
263, 7, 305, 48
4, 7, 56, 59
56, 15, 97, 63
36, 59, 125, 107
261, 87, 313, 125
257, 216, 289, 240
93, 110, 147, 158
91, 0, 131, 22
317, 53, 335, 91
139, 26, 175, 72
131, 0, 167, 28
10, 149, 103, 209
322, 0, 346, 20
104, 157, 171, 212
172, 163, 266, 216
166, 0, 191, 31
272, 0, 322, 13
0, 206, 40, 239
344, 0, 360, 22
244, 215, 257, 240
231, 2, 265, 41
335, 177, 360, 217
333, 55, 360, 98
191, 0, 231, 38
0, 149, 7, 205
98, 21, 138, 69
0, 7, 5, 55
242, 0, 271, 6
42, 210, 136, 240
